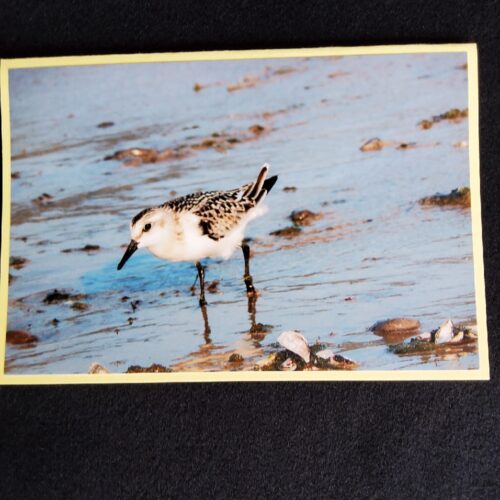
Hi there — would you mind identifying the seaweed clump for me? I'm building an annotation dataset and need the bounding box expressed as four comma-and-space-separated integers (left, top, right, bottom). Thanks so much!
419, 108, 468, 130
43, 289, 86, 304
126, 363, 173, 373
389, 319, 477, 356
9, 256, 29, 269
260, 347, 356, 371
259, 331, 357, 371
419, 187, 470, 208
62, 244, 101, 253
228, 353, 244, 363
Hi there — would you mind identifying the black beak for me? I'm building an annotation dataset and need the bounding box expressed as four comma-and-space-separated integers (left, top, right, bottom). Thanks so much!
117, 240, 138, 270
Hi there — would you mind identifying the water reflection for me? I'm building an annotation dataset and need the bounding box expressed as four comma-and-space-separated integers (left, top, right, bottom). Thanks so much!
200, 304, 211, 344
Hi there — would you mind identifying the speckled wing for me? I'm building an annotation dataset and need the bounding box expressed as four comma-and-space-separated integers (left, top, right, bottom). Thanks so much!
163, 165, 277, 240
161, 191, 218, 212
193, 190, 255, 240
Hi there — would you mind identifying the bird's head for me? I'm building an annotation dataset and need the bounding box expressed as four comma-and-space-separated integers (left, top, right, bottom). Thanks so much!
117, 207, 167, 270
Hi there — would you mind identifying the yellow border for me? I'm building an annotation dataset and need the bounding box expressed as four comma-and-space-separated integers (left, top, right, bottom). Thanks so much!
0, 44, 490, 384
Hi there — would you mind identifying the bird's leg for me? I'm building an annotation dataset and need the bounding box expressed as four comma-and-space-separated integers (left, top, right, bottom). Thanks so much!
195, 261, 207, 306
242, 242, 257, 297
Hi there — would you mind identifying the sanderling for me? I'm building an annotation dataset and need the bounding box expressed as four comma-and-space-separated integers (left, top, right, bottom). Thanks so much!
117, 164, 278, 305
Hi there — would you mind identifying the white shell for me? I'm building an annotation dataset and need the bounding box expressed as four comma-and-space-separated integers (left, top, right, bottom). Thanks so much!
280, 358, 297, 371
434, 319, 454, 344
277, 331, 311, 363
88, 362, 109, 374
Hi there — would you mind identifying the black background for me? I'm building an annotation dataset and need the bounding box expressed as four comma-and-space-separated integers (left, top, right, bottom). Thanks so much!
1, 1, 499, 498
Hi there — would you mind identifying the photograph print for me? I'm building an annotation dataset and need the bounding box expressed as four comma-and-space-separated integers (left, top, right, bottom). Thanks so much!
0, 45, 488, 382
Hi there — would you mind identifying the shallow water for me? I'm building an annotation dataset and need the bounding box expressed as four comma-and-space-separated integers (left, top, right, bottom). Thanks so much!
5, 53, 477, 374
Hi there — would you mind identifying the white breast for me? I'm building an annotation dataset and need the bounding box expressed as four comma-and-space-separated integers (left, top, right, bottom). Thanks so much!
147, 210, 257, 263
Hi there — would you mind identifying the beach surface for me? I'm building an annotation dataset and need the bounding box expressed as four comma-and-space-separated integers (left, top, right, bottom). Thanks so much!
5, 52, 477, 373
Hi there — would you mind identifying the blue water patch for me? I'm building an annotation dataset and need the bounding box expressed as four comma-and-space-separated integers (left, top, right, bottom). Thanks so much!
81, 252, 197, 294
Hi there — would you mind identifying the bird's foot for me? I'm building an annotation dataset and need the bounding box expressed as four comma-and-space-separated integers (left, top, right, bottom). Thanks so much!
245, 281, 260, 298
243, 274, 259, 297
199, 297, 208, 307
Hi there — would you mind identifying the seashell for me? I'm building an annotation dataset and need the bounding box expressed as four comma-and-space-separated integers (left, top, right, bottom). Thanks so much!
277, 331, 311, 363
316, 349, 334, 360
88, 362, 109, 374
449, 331, 464, 344
280, 358, 297, 371
434, 319, 454, 344
372, 318, 421, 336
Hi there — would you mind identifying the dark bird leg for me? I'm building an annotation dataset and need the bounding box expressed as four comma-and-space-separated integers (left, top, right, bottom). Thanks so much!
195, 261, 207, 306
242, 242, 257, 296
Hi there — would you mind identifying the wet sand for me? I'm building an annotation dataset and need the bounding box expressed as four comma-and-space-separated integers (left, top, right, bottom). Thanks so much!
5, 53, 477, 374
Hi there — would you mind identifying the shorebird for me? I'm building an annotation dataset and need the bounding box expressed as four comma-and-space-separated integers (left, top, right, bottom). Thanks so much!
117, 164, 277, 306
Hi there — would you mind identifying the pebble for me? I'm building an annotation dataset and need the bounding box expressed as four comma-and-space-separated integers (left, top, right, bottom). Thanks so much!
360, 137, 384, 152
97, 121, 114, 128
6, 330, 39, 345
372, 318, 421, 336
248, 124, 265, 135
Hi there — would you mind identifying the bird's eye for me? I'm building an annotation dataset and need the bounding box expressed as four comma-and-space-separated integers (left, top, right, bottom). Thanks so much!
143, 223, 151, 232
